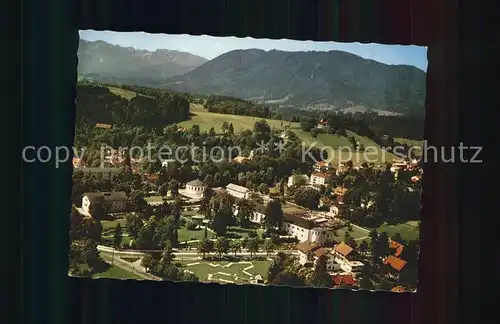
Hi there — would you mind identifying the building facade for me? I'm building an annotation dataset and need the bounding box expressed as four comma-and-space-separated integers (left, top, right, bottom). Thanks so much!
82, 191, 130, 215
226, 183, 250, 199
185, 179, 207, 196
310, 173, 329, 186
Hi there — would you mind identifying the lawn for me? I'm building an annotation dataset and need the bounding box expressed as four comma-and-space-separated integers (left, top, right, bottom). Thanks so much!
144, 195, 169, 203
179, 104, 291, 133
107, 86, 154, 101
225, 225, 264, 239
176, 259, 272, 283
178, 104, 403, 165
377, 221, 420, 241
334, 224, 370, 242
92, 264, 142, 280
177, 226, 213, 242
101, 218, 127, 230
107, 86, 138, 100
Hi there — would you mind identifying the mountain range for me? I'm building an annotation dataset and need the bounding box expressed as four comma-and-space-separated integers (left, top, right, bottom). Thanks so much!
78, 39, 426, 115
77, 39, 208, 86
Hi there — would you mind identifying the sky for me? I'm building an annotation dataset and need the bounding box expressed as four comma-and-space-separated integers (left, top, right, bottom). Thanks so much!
79, 30, 427, 71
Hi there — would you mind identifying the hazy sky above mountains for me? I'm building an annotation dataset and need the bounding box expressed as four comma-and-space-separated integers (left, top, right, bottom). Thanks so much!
80, 30, 428, 71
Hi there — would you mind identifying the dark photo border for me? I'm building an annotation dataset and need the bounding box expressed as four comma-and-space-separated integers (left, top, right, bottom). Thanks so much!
17, 0, 484, 323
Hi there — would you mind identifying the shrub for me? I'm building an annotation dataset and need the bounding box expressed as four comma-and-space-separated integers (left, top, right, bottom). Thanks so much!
186, 220, 197, 230
248, 230, 258, 238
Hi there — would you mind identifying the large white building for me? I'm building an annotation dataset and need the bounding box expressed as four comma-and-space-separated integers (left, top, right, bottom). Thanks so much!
185, 179, 207, 196
226, 183, 251, 199
82, 191, 130, 215
77, 167, 121, 181
281, 212, 337, 244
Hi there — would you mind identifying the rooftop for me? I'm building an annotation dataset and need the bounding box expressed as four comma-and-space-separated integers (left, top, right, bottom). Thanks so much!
187, 179, 205, 187
389, 240, 405, 258
295, 241, 319, 254
95, 123, 112, 129
384, 255, 408, 272
334, 242, 354, 257
332, 274, 357, 286
311, 172, 330, 179
226, 183, 250, 193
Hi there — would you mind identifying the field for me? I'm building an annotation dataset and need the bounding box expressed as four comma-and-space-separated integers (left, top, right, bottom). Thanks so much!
101, 218, 127, 230
180, 104, 399, 165
107, 86, 137, 100
93, 264, 142, 280
107, 86, 154, 100
177, 226, 213, 242
377, 221, 420, 241
333, 224, 370, 242
176, 259, 272, 284
179, 104, 289, 133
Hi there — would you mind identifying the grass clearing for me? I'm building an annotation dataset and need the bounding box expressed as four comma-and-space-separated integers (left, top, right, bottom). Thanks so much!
334, 225, 370, 241
101, 218, 127, 230
181, 105, 398, 165
93, 264, 142, 280
177, 226, 213, 242
145, 195, 168, 203
377, 221, 420, 241
107, 86, 138, 100
107, 86, 154, 101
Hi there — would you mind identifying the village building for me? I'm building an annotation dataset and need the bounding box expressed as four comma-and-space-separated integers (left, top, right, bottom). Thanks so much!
332, 186, 348, 202
310, 173, 330, 186
318, 197, 333, 209
184, 179, 207, 197
296, 241, 320, 265
313, 161, 332, 173
95, 123, 112, 129
329, 201, 347, 217
82, 191, 130, 215
281, 207, 339, 244
78, 167, 121, 181
233, 200, 267, 225
389, 240, 405, 258
331, 274, 357, 288
226, 183, 251, 199
332, 242, 354, 264
383, 255, 408, 279
340, 260, 365, 275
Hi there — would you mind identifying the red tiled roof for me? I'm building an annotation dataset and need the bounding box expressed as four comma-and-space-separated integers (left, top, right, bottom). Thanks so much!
384, 255, 407, 272
389, 240, 404, 257
311, 172, 330, 179
332, 274, 357, 286
334, 242, 354, 257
